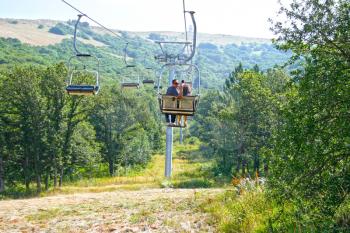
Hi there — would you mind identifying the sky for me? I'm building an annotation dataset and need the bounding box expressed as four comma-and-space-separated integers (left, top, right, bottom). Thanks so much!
0, 0, 289, 38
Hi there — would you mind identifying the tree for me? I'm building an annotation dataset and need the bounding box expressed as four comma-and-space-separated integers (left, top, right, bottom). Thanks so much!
194, 66, 289, 177
271, 0, 350, 62
40, 63, 67, 189
268, 0, 350, 230
0, 73, 6, 192
1, 66, 47, 193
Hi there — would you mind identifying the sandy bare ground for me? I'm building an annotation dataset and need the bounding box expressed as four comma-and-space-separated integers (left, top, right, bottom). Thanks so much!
0, 188, 222, 233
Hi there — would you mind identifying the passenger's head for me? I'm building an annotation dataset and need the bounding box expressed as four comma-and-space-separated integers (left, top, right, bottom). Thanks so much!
181, 80, 185, 84
172, 79, 179, 87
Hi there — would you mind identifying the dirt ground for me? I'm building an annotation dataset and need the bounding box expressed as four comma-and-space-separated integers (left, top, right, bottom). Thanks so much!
0, 188, 222, 233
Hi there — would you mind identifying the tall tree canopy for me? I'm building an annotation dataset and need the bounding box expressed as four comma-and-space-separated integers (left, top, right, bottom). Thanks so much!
267, 0, 350, 231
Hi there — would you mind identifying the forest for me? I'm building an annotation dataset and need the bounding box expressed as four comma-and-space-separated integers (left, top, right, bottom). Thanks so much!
0, 0, 349, 232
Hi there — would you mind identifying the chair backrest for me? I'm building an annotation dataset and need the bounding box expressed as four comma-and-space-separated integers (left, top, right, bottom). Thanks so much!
69, 70, 99, 86
66, 85, 99, 96
160, 95, 199, 116
122, 82, 140, 89
142, 79, 155, 85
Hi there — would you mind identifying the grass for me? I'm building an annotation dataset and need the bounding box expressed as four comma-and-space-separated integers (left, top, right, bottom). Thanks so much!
199, 184, 273, 233
130, 209, 156, 224
2, 139, 277, 233
37, 141, 219, 196
0, 139, 221, 200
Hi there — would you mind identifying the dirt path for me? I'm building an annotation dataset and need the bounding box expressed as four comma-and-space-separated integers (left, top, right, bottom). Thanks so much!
0, 188, 222, 233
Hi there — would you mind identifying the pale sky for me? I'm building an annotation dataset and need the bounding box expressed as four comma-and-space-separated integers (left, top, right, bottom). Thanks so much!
0, 0, 288, 38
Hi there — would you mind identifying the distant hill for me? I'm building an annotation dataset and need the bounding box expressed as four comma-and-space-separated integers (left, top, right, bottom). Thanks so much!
0, 18, 290, 89
0, 18, 271, 47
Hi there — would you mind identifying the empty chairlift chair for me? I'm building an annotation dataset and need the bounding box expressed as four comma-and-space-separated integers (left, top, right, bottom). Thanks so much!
66, 54, 100, 96
121, 65, 140, 89
66, 14, 100, 96
142, 67, 155, 86
121, 43, 140, 89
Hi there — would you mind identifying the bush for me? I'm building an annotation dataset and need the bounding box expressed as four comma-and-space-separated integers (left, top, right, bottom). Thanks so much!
49, 26, 65, 35
198, 43, 218, 50
148, 33, 163, 41
37, 24, 44, 29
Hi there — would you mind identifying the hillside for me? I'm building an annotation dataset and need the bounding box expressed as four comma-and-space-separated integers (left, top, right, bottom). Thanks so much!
0, 18, 291, 89
0, 18, 270, 47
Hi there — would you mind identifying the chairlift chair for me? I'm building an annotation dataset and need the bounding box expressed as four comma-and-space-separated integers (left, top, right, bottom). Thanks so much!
121, 69, 140, 89
66, 14, 100, 96
121, 43, 140, 89
142, 67, 156, 85
157, 64, 200, 127
153, 10, 200, 127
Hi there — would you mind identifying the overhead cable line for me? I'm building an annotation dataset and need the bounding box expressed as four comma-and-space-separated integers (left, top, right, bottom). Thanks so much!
61, 0, 128, 43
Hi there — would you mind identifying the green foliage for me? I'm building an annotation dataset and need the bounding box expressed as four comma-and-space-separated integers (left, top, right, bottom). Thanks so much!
197, 42, 291, 89
201, 188, 272, 233
0, 63, 161, 196
0, 18, 291, 89
147, 33, 164, 41
193, 65, 289, 177
48, 25, 66, 35
172, 178, 213, 188
266, 0, 350, 231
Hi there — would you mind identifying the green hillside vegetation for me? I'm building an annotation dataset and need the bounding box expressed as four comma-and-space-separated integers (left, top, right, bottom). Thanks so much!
0, 63, 162, 196
0, 18, 291, 89
0, 0, 349, 232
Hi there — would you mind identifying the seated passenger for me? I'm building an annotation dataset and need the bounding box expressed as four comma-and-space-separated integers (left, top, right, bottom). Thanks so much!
177, 80, 192, 127
165, 79, 180, 125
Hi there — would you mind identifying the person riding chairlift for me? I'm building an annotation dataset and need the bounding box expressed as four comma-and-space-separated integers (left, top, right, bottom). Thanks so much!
165, 79, 180, 126
177, 80, 192, 127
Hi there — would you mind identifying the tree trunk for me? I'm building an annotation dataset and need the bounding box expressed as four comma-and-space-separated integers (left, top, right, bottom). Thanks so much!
222, 150, 228, 174
264, 159, 269, 176
54, 169, 57, 187
36, 174, 41, 194
25, 156, 30, 192
254, 154, 260, 176
242, 159, 247, 177
45, 174, 49, 191
0, 156, 4, 192
59, 168, 64, 187
236, 159, 241, 175
247, 162, 250, 176
109, 158, 114, 176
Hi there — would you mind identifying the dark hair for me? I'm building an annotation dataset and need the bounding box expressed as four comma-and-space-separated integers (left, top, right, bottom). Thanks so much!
181, 80, 185, 83
172, 79, 179, 84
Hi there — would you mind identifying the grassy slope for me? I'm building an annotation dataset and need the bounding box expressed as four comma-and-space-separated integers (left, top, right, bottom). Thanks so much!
45, 142, 219, 196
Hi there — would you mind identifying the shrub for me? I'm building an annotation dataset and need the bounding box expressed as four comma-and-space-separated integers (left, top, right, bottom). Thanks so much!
49, 26, 65, 35
9, 20, 18, 24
